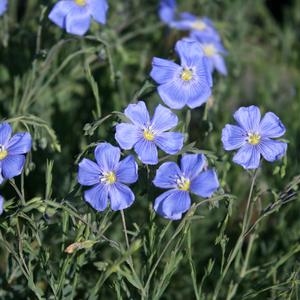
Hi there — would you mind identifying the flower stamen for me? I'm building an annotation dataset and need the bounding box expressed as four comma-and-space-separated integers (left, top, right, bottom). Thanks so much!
0, 145, 7, 160
248, 133, 261, 145
177, 176, 190, 191
143, 128, 155, 141
191, 20, 206, 31
203, 44, 216, 57
181, 68, 193, 81
74, 0, 86, 6
101, 171, 116, 185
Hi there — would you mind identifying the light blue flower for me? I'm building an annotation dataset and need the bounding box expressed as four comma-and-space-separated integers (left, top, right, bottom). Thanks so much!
190, 31, 227, 75
0, 0, 7, 16
153, 154, 219, 220
78, 142, 138, 211
222, 106, 287, 169
49, 0, 108, 36
115, 101, 184, 165
0, 123, 32, 184
150, 39, 213, 109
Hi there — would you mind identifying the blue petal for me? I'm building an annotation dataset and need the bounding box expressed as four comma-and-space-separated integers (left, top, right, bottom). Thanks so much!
190, 169, 219, 198
151, 104, 178, 132
258, 139, 287, 162
66, 6, 91, 36
115, 123, 140, 150
153, 161, 181, 189
0, 123, 12, 146
7, 133, 32, 155
0, 195, 3, 215
78, 158, 101, 186
124, 101, 150, 127
259, 112, 286, 138
108, 183, 135, 211
89, 0, 108, 24
233, 144, 260, 169
157, 81, 187, 109
0, 0, 7, 16
154, 189, 191, 220
222, 124, 247, 151
150, 57, 180, 85
180, 154, 206, 180
155, 132, 184, 154
134, 139, 158, 165
212, 54, 227, 76
116, 155, 138, 184
48, 1, 76, 28
95, 143, 120, 172
233, 106, 261, 133
84, 183, 108, 211
175, 39, 204, 67
2, 154, 25, 179
159, 0, 176, 23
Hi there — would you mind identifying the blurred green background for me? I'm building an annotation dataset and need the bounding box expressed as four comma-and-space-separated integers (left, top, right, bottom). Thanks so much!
0, 0, 300, 299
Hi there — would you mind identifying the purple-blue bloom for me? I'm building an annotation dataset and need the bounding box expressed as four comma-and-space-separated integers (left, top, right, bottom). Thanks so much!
150, 39, 213, 109
159, 0, 176, 24
0, 0, 7, 16
222, 106, 287, 169
0, 123, 32, 184
153, 154, 219, 220
78, 142, 138, 211
190, 31, 227, 76
49, 0, 108, 36
115, 101, 184, 165
0, 195, 3, 215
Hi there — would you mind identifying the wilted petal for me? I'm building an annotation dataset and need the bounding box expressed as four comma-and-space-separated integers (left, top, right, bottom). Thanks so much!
7, 133, 32, 155
84, 184, 108, 211
95, 143, 120, 172
134, 139, 158, 165
2, 155, 25, 179
222, 124, 246, 151
153, 162, 181, 189
115, 123, 140, 150
109, 183, 135, 211
124, 101, 150, 127
116, 155, 138, 184
78, 158, 101, 186
258, 139, 287, 162
259, 112, 286, 138
154, 189, 191, 220
190, 169, 219, 198
180, 154, 206, 179
233, 106, 261, 132
155, 132, 184, 154
233, 144, 260, 169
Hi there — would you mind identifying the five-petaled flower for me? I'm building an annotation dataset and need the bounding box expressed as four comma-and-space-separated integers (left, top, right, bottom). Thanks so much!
222, 106, 287, 169
190, 31, 227, 76
49, 0, 108, 36
0, 0, 7, 16
153, 153, 219, 220
115, 101, 184, 165
150, 39, 213, 109
78, 142, 138, 211
0, 123, 32, 184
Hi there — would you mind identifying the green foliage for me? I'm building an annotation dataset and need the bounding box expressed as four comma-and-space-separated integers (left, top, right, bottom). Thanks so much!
1, 0, 300, 299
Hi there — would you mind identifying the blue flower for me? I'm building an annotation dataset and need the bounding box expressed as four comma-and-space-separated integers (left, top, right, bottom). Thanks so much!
159, 0, 176, 24
0, 123, 32, 184
115, 101, 184, 165
150, 39, 213, 109
153, 154, 219, 220
0, 0, 7, 16
190, 31, 227, 76
222, 106, 288, 169
0, 195, 3, 215
78, 142, 138, 211
49, 0, 108, 36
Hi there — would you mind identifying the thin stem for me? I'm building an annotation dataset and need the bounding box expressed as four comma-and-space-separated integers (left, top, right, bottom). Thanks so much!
9, 179, 26, 205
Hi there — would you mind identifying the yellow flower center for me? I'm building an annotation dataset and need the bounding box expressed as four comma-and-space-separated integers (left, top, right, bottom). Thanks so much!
0, 149, 8, 160
248, 133, 261, 145
143, 128, 155, 141
191, 20, 207, 31
74, 0, 87, 6
203, 44, 216, 57
177, 177, 191, 191
102, 171, 116, 185
181, 69, 193, 81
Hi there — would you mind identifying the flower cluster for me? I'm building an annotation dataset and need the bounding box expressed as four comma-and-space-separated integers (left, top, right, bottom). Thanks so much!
0, 123, 32, 215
